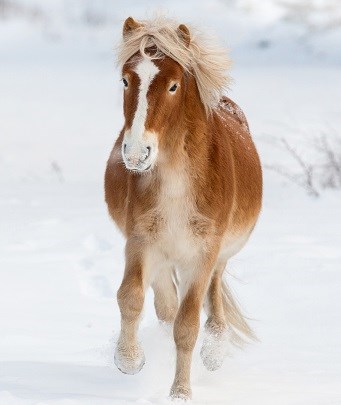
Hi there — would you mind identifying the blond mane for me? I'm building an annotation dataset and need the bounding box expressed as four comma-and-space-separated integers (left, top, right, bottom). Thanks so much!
117, 16, 232, 113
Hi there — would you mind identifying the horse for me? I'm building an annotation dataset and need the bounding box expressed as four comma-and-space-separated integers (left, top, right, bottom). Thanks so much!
105, 16, 262, 401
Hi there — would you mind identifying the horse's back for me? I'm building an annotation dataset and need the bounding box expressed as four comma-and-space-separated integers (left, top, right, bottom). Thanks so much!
218, 96, 250, 132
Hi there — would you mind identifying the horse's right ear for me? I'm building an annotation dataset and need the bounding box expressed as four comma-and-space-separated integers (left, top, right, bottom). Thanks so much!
177, 24, 191, 47
123, 17, 142, 38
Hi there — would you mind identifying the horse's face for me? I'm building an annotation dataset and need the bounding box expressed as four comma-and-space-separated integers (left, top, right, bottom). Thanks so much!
121, 54, 185, 172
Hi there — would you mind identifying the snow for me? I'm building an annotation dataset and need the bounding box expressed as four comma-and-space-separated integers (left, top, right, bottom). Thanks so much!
1, 1, 341, 404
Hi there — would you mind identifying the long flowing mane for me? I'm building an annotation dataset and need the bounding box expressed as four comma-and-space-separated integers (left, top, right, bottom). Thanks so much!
117, 16, 232, 113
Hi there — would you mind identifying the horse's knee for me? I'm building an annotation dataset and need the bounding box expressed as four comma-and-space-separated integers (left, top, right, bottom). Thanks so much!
174, 320, 199, 352
174, 300, 200, 351
117, 278, 144, 321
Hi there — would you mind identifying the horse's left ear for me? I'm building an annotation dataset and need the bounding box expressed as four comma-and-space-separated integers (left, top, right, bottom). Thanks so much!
123, 17, 142, 38
177, 24, 191, 47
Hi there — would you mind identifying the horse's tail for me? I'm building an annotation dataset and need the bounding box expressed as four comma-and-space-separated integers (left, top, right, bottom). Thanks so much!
221, 278, 258, 347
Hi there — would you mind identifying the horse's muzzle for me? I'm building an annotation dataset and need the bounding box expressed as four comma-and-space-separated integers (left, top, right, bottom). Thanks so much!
122, 143, 153, 172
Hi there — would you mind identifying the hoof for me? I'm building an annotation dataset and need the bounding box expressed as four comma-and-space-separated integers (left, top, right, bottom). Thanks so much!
114, 343, 145, 375
169, 384, 192, 402
200, 329, 228, 371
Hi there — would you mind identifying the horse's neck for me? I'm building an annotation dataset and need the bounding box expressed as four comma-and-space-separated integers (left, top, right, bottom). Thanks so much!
184, 81, 212, 160
156, 112, 211, 198
146, 82, 211, 201
157, 158, 188, 199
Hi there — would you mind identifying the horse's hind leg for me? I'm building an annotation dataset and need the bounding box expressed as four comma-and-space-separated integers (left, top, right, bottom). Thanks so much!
201, 259, 255, 371
205, 260, 227, 332
152, 267, 178, 323
201, 259, 229, 371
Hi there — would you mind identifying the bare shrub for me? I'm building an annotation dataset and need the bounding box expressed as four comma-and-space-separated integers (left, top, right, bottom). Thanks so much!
314, 131, 341, 189
265, 130, 341, 197
265, 137, 319, 197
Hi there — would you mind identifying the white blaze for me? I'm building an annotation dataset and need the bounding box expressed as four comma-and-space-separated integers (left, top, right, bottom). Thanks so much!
122, 57, 160, 170
131, 57, 159, 141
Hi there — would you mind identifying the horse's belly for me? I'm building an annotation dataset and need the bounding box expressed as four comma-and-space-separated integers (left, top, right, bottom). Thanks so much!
218, 229, 252, 261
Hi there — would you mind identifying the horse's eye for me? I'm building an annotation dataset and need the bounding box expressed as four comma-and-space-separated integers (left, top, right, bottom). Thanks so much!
169, 83, 178, 93
122, 78, 128, 88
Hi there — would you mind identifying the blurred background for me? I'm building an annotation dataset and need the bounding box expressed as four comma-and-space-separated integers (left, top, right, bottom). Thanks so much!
1, 1, 341, 404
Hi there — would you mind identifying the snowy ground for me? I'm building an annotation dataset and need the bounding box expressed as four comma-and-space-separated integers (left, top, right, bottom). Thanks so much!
1, 1, 341, 404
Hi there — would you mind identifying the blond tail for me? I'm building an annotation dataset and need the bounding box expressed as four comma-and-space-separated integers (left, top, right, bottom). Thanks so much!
221, 278, 258, 347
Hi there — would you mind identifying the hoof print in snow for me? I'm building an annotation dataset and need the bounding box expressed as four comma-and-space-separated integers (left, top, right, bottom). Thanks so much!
114, 344, 145, 375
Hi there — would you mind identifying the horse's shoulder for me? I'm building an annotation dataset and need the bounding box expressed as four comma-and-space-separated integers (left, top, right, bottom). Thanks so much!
104, 131, 129, 233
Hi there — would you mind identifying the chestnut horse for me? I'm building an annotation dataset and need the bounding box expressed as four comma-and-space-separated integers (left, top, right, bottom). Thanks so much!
105, 16, 262, 401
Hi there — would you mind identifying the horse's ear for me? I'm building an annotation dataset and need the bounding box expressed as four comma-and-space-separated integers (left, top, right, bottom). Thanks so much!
177, 24, 191, 47
123, 17, 142, 38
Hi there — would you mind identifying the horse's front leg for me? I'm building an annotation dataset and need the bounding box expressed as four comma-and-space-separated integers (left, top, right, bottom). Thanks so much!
170, 253, 217, 401
115, 238, 150, 375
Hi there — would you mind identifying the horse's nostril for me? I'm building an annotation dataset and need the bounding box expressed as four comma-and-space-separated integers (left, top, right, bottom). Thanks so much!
142, 146, 151, 162
123, 143, 127, 153
140, 147, 151, 162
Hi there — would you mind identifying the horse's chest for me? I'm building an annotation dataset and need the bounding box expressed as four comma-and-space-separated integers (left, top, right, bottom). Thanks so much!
155, 202, 197, 264
147, 175, 212, 263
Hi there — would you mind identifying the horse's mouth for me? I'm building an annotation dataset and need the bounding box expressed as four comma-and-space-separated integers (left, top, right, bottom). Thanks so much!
128, 164, 152, 174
